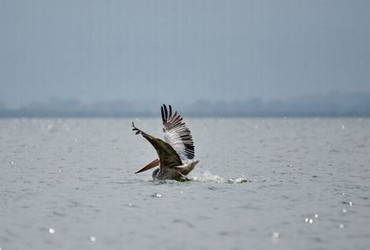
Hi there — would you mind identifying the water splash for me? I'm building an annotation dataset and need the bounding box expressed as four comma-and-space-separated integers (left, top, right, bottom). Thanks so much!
151, 193, 162, 198
190, 171, 250, 184
304, 213, 319, 224
89, 236, 96, 243
272, 232, 280, 243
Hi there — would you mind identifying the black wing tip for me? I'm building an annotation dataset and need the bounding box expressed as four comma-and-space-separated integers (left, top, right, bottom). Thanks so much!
161, 104, 174, 123
131, 121, 141, 135
164, 104, 168, 121
161, 103, 171, 108
161, 106, 165, 123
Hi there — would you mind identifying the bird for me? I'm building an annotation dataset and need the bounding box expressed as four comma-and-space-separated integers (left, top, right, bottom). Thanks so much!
132, 104, 199, 181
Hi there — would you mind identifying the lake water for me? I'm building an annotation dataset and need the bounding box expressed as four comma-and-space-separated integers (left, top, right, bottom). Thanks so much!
1, 118, 370, 250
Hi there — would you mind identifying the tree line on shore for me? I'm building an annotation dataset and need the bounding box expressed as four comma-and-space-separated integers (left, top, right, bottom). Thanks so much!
1, 92, 369, 117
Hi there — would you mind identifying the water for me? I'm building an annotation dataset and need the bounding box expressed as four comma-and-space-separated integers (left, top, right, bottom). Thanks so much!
1, 118, 370, 250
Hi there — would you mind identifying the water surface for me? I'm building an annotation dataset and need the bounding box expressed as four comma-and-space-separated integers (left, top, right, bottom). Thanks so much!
1, 118, 369, 249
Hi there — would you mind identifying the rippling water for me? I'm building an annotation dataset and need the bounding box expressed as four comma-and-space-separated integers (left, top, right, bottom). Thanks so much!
1, 118, 370, 250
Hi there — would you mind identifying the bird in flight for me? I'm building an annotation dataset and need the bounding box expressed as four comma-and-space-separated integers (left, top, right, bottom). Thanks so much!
132, 104, 199, 181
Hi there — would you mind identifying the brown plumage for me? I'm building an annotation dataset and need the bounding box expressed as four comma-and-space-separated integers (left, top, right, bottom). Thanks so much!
132, 104, 199, 181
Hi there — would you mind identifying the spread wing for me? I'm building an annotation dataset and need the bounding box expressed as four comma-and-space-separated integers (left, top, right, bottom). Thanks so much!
161, 104, 195, 162
132, 122, 182, 168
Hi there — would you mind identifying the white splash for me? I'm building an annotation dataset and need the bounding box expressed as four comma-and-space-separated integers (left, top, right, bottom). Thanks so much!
190, 171, 250, 184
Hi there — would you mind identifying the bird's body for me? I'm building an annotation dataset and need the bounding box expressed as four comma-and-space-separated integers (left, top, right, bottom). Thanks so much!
132, 104, 199, 181
151, 161, 199, 181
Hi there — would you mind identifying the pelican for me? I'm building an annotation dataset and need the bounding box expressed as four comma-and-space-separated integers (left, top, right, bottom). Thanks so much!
132, 104, 199, 181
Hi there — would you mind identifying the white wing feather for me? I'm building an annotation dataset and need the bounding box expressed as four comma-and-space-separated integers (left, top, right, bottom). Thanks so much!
161, 104, 195, 162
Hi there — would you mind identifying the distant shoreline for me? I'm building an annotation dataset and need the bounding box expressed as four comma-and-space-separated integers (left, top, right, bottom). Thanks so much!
1, 111, 369, 118
1, 92, 370, 118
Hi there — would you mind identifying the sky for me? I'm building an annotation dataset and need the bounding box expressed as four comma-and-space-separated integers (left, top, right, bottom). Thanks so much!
1, 0, 369, 108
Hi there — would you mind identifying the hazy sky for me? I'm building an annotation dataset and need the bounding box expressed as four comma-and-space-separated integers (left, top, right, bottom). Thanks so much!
1, 0, 369, 108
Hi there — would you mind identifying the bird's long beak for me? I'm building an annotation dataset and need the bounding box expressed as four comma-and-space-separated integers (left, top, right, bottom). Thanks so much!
135, 158, 160, 174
